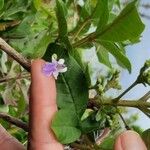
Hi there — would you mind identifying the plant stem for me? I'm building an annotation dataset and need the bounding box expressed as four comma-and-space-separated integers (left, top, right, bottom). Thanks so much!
0, 113, 28, 132
118, 111, 130, 130
72, 32, 96, 48
0, 38, 31, 72
89, 99, 150, 108
113, 80, 138, 102
72, 18, 91, 42
71, 143, 91, 150
0, 73, 30, 83
1, 99, 149, 132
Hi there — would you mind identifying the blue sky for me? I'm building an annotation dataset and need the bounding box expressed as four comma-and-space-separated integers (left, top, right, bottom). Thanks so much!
121, 0, 150, 129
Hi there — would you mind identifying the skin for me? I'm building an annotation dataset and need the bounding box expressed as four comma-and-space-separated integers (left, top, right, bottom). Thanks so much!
0, 59, 147, 150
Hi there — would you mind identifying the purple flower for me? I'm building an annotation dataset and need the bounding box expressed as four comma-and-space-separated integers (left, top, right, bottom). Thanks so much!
42, 57, 67, 79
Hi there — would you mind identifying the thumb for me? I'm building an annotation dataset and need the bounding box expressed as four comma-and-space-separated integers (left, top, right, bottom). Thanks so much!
114, 130, 147, 150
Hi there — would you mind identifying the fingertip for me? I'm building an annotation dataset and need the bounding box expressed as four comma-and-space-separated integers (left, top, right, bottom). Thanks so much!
31, 59, 45, 65
115, 130, 147, 150
31, 58, 55, 82
31, 59, 45, 74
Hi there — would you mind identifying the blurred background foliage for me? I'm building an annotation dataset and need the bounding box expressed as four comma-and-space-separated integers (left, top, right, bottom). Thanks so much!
0, 0, 150, 149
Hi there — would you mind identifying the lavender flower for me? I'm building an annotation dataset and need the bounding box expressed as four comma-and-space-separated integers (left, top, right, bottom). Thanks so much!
42, 57, 67, 79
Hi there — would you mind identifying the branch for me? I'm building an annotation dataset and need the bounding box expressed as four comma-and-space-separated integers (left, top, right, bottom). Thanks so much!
118, 111, 130, 130
71, 143, 91, 150
113, 80, 138, 101
72, 18, 91, 42
0, 38, 31, 72
88, 99, 150, 108
0, 73, 30, 83
0, 113, 28, 132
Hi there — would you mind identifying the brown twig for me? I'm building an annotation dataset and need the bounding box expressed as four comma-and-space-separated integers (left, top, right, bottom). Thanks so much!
0, 113, 28, 132
0, 74, 30, 83
0, 38, 31, 72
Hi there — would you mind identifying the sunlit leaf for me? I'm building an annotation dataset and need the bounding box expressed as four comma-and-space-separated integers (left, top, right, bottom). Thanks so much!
97, 41, 131, 73
95, 0, 109, 32
33, 0, 42, 10
96, 45, 112, 68
96, 1, 145, 41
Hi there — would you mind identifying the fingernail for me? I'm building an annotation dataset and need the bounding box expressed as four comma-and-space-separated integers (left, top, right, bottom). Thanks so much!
117, 131, 147, 150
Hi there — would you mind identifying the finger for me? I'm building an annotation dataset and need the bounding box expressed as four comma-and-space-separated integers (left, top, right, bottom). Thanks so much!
0, 125, 25, 150
114, 130, 147, 150
29, 59, 63, 149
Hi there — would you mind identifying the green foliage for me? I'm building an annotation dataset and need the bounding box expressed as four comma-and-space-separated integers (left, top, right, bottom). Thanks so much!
43, 43, 88, 143
96, 1, 145, 42
95, 0, 109, 31
0, 0, 149, 149
97, 41, 131, 72
52, 109, 81, 144
0, 0, 4, 10
142, 129, 150, 149
99, 136, 115, 150
56, 0, 68, 39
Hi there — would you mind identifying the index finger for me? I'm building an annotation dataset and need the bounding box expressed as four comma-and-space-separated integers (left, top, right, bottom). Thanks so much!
28, 59, 63, 149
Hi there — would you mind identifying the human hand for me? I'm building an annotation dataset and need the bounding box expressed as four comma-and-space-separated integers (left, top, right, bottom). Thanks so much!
0, 59, 147, 150
0, 59, 63, 150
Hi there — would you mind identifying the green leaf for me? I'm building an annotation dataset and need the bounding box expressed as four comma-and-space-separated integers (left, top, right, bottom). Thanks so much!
80, 111, 105, 133
56, 0, 68, 38
96, 45, 112, 68
0, 105, 9, 113
43, 43, 88, 143
1, 0, 28, 20
43, 43, 88, 117
51, 109, 81, 144
33, 0, 42, 10
99, 136, 115, 150
23, 30, 51, 58
73, 48, 87, 71
97, 41, 131, 73
85, 63, 93, 87
16, 90, 26, 117
57, 55, 88, 117
70, 6, 91, 36
0, 0, 4, 10
96, 1, 145, 42
95, 0, 109, 32
80, 0, 95, 18
142, 128, 150, 149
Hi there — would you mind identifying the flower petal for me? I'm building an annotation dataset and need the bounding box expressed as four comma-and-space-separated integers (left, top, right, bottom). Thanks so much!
58, 59, 65, 65
42, 63, 57, 76
53, 71, 59, 79
58, 67, 67, 73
